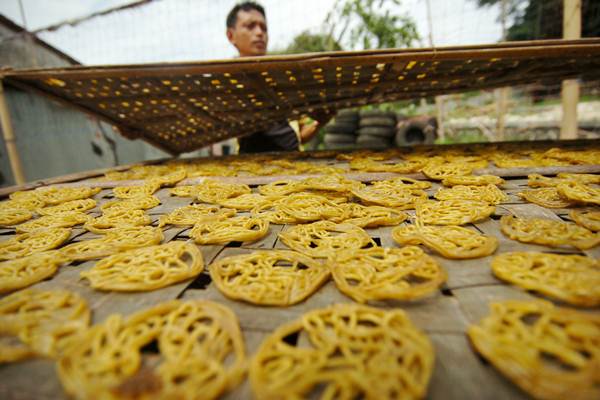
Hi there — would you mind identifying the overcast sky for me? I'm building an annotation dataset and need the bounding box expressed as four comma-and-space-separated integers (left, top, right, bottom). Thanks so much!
0, 0, 503, 65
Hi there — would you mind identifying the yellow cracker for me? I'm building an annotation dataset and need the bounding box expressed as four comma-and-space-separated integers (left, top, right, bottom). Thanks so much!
60, 226, 163, 261
0, 251, 67, 294
557, 181, 600, 205
491, 252, 600, 307
557, 172, 600, 185
35, 187, 100, 205
0, 227, 71, 261
518, 187, 575, 208
434, 184, 508, 205
276, 193, 350, 223
84, 209, 151, 234
146, 168, 187, 186
251, 200, 299, 224
57, 300, 246, 399
169, 185, 200, 197
0, 289, 90, 361
421, 162, 474, 180
468, 300, 600, 400
416, 200, 495, 225
340, 203, 408, 228
190, 216, 269, 245
570, 209, 600, 232
442, 174, 504, 187
210, 250, 330, 305
215, 193, 276, 210
349, 157, 425, 173
37, 198, 96, 216
81, 241, 203, 291
330, 246, 446, 303
113, 182, 160, 199
0, 207, 33, 226
278, 221, 374, 259
500, 215, 600, 250
251, 303, 434, 399
527, 173, 572, 188
352, 185, 428, 209
158, 204, 236, 227
392, 224, 498, 259
16, 211, 90, 233
258, 180, 300, 196
195, 180, 251, 203
8, 191, 46, 210
100, 195, 160, 214
371, 176, 432, 190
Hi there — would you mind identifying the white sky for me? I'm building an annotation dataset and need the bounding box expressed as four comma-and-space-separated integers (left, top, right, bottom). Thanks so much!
0, 0, 503, 65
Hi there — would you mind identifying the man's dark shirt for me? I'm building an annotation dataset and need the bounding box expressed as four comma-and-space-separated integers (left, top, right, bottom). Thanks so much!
238, 121, 299, 153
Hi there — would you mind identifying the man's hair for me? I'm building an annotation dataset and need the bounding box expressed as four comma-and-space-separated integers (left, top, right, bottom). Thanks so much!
226, 1, 266, 28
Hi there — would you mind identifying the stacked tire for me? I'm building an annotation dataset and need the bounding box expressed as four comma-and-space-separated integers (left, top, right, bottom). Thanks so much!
323, 110, 359, 150
395, 115, 437, 147
356, 110, 397, 149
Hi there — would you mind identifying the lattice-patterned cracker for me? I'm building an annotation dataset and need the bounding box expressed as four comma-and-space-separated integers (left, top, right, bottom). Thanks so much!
113, 182, 160, 199
81, 241, 203, 291
557, 181, 600, 205
37, 198, 97, 216
210, 250, 329, 305
158, 204, 236, 227
146, 168, 187, 186
570, 209, 600, 232
442, 174, 504, 187
349, 157, 425, 173
500, 215, 600, 250
84, 209, 151, 234
8, 191, 46, 210
416, 200, 495, 225
468, 300, 600, 400
60, 226, 163, 261
392, 224, 498, 259
35, 186, 101, 205
258, 180, 300, 196
100, 195, 160, 214
278, 221, 374, 259
557, 172, 600, 184
434, 184, 507, 205
371, 176, 432, 190
340, 203, 408, 228
195, 180, 251, 204
0, 227, 71, 261
491, 252, 600, 307
251, 303, 434, 399
0, 207, 32, 226
492, 155, 538, 168
57, 300, 246, 399
421, 162, 474, 180
169, 185, 200, 197
0, 251, 67, 294
16, 211, 91, 233
330, 246, 446, 303
251, 200, 299, 224
352, 185, 428, 209
0, 289, 90, 362
190, 216, 269, 245
215, 193, 276, 211
527, 173, 571, 188
518, 187, 575, 208
276, 193, 350, 223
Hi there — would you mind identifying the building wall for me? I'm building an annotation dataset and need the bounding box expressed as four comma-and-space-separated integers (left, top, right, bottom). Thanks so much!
0, 19, 175, 187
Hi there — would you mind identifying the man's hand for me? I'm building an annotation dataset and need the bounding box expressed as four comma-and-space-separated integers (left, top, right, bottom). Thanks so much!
299, 117, 320, 144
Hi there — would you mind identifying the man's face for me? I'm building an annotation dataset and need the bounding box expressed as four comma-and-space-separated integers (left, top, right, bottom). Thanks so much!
227, 9, 268, 57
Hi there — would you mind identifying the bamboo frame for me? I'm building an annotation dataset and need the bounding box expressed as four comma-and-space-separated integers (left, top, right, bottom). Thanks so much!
0, 79, 26, 185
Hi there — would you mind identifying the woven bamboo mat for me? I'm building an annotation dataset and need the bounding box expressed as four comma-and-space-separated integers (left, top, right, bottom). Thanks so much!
3, 39, 600, 154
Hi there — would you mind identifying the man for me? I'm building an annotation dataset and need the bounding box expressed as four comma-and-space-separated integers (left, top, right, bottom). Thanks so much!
226, 2, 326, 153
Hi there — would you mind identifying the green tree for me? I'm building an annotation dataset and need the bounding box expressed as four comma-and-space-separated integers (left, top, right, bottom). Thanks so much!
282, 31, 343, 54
326, 0, 420, 50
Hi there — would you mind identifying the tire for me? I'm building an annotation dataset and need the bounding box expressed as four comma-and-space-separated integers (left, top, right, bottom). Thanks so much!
324, 133, 356, 145
359, 116, 397, 128
326, 122, 357, 135
395, 117, 437, 147
325, 142, 357, 150
359, 109, 397, 119
357, 126, 396, 138
356, 134, 391, 149
337, 109, 360, 119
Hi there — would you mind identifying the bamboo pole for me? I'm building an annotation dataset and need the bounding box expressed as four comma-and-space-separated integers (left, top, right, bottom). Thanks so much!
561, 0, 581, 140
495, 0, 509, 142
0, 80, 26, 185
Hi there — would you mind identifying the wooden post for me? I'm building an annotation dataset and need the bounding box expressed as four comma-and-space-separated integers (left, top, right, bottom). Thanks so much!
425, 0, 444, 140
0, 80, 26, 185
495, 0, 509, 142
561, 0, 581, 140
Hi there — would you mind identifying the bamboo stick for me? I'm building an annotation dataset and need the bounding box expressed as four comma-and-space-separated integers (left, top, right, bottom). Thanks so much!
0, 80, 26, 185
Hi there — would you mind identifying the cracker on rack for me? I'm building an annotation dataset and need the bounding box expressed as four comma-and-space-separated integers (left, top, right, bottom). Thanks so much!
341, 203, 408, 228
57, 300, 245, 399
557, 181, 600, 205
468, 300, 600, 400
500, 215, 600, 250
518, 187, 575, 208
84, 209, 151, 234
0, 227, 71, 261
100, 195, 160, 214
434, 184, 507, 205
0, 251, 67, 294
416, 200, 495, 225
81, 241, 203, 291
16, 212, 90, 233
352, 185, 427, 209
330, 246, 446, 303
250, 303, 434, 399
113, 182, 160, 199
278, 221, 374, 259
37, 198, 97, 216
190, 216, 269, 245
491, 252, 600, 307
158, 204, 235, 227
442, 174, 504, 187
210, 250, 330, 305
392, 224, 498, 259
570, 209, 600, 232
